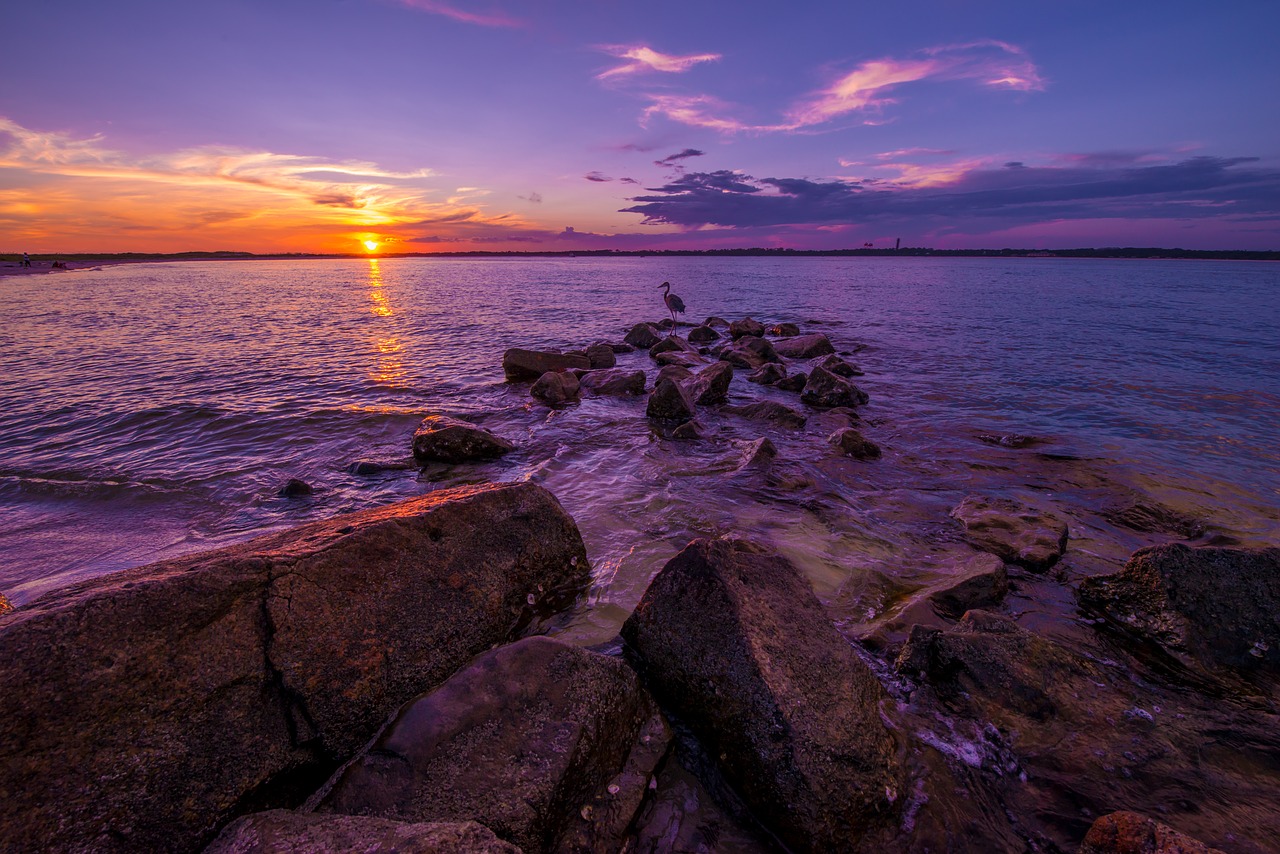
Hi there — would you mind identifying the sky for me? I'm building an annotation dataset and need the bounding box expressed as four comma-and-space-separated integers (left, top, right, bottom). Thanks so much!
2, 0, 1279, 253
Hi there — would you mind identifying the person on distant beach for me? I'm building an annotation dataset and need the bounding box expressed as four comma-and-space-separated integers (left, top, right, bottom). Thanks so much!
22, 252, 30, 268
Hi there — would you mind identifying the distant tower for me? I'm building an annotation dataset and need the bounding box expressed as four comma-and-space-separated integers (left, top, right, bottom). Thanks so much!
895, 238, 901, 251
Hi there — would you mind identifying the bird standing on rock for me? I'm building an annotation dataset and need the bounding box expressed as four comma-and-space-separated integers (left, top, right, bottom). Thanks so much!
659, 281, 686, 329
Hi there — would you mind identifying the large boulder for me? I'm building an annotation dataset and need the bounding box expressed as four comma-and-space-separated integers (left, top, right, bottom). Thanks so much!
773, 333, 835, 359
530, 370, 580, 404
0, 483, 589, 854
206, 812, 519, 853
579, 369, 645, 396
1079, 811, 1225, 854
747, 363, 787, 385
950, 495, 1068, 571
584, 344, 616, 369
646, 377, 696, 422
412, 415, 514, 463
318, 636, 669, 854
1077, 544, 1280, 677
688, 325, 720, 344
648, 335, 697, 359
801, 365, 869, 408
828, 427, 881, 460
622, 539, 905, 853
719, 337, 781, 370
687, 361, 733, 405
729, 317, 765, 339
503, 349, 591, 381
721, 401, 807, 429
623, 323, 663, 349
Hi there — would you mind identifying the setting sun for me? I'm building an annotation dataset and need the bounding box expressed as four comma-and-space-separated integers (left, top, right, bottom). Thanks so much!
363, 240, 380, 252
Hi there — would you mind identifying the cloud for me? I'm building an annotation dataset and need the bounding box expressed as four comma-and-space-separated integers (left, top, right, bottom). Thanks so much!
654, 148, 705, 168
585, 171, 613, 182
641, 94, 767, 133
519, 191, 543, 203
597, 45, 721, 79
392, 0, 523, 27
621, 156, 1280, 232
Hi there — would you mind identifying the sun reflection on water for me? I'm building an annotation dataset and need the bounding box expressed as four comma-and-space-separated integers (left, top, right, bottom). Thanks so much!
366, 259, 406, 387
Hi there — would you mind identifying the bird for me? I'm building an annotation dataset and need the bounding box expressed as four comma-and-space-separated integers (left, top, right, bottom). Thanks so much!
658, 281, 686, 329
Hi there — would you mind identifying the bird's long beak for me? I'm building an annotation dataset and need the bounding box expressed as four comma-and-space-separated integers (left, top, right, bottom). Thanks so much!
657, 281, 669, 288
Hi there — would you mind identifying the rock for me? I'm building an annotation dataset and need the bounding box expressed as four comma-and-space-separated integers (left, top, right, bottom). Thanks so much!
206, 812, 520, 854
1101, 502, 1205, 538
720, 337, 781, 371
1079, 811, 1225, 854
627, 757, 774, 854
653, 351, 703, 369
622, 539, 905, 853
950, 495, 1068, 571
318, 636, 669, 854
646, 378, 696, 422
687, 361, 733, 406
649, 335, 696, 359
655, 365, 692, 385
503, 349, 591, 381
812, 353, 863, 377
809, 407, 860, 433
348, 458, 414, 475
1077, 544, 1280, 677
737, 437, 777, 469
747, 363, 786, 385
412, 415, 515, 464
0, 593, 11, 615
579, 369, 646, 396
687, 325, 720, 344
624, 323, 664, 349
0, 483, 589, 854
585, 344, 616, 369
775, 372, 807, 392
704, 315, 729, 328
773, 333, 835, 359
671, 420, 704, 440
977, 433, 1043, 449
728, 317, 765, 339
722, 401, 807, 429
607, 342, 635, 354
929, 553, 1009, 618
800, 365, 869, 408
828, 427, 881, 460
768, 322, 800, 337
531, 370, 580, 404
277, 477, 313, 497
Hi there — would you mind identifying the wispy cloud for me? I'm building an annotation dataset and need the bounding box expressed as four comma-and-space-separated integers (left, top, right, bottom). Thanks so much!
584, 171, 613, 182
597, 45, 721, 79
654, 148, 705, 168
392, 0, 523, 27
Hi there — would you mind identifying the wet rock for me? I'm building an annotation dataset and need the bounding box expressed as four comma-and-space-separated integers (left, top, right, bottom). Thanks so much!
646, 378, 696, 422
655, 365, 693, 385
828, 427, 881, 460
687, 361, 733, 406
412, 415, 515, 464
585, 344, 617, 369
688, 325, 720, 344
348, 458, 414, 475
318, 636, 669, 854
1101, 502, 1205, 538
773, 333, 835, 359
1077, 543, 1280, 677
206, 812, 519, 853
503, 348, 592, 381
721, 401, 807, 429
704, 315, 729, 328
929, 553, 1009, 618
628, 756, 773, 854
812, 353, 863, 377
1079, 811, 1225, 854
654, 351, 704, 369
579, 369, 646, 396
737, 437, 777, 469
720, 337, 781, 370
950, 495, 1068, 571
0, 593, 11, 615
774, 372, 807, 392
978, 433, 1043, 449
277, 477, 313, 498
0, 483, 589, 854
747, 363, 786, 385
649, 335, 697, 359
607, 342, 636, 354
800, 365, 869, 408
671, 420, 704, 440
622, 323, 661, 349
809, 407, 859, 433
768, 322, 800, 337
531, 370, 580, 404
728, 317, 765, 339
622, 539, 905, 853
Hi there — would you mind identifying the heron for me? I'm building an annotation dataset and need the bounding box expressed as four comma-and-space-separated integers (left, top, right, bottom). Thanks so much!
658, 281, 686, 329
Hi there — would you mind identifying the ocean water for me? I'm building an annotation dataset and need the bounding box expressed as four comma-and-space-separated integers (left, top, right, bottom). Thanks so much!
2, 256, 1277, 643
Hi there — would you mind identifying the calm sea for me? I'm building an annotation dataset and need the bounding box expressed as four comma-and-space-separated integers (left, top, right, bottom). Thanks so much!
2, 257, 1277, 642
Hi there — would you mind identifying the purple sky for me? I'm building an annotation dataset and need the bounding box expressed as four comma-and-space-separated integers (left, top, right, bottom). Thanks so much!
2, 0, 1278, 252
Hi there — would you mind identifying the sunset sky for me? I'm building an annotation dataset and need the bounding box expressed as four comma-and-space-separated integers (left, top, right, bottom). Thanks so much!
3, 0, 1278, 253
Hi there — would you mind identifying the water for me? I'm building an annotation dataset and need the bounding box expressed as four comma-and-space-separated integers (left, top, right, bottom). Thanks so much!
2, 256, 1277, 644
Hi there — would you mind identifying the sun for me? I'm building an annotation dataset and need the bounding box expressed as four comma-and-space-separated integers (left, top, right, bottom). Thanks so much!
363, 240, 380, 252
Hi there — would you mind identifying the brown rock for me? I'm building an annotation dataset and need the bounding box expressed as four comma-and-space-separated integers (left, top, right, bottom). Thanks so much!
801, 365, 869, 408
773, 333, 835, 359
687, 361, 733, 406
775, 371, 807, 392
655, 365, 692, 385
412, 415, 514, 463
929, 553, 1009, 618
722, 401, 807, 429
503, 349, 591, 381
622, 539, 905, 853
584, 344, 616, 369
623, 323, 663, 349
703, 315, 729, 328
950, 495, 1068, 571
648, 335, 697, 359
579, 369, 646, 396
812, 353, 863, 377
646, 377, 696, 422
1079, 811, 1225, 854
531, 371, 580, 403
747, 363, 786, 385
671, 420, 704, 440
319, 637, 669, 854
728, 317, 765, 339
688, 325, 720, 344
0, 483, 589, 854
607, 342, 635, 354
653, 351, 704, 369
828, 427, 881, 460
767, 322, 800, 337
737, 437, 777, 469
276, 477, 313, 497
206, 812, 520, 853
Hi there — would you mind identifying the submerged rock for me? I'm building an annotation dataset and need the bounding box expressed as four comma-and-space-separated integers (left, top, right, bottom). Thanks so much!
624, 323, 663, 349
276, 477, 313, 497
828, 427, 881, 460
737, 437, 777, 469
318, 636, 669, 854
703, 315, 729, 328
671, 419, 704, 440
622, 539, 905, 853
1077, 543, 1280, 677
687, 361, 733, 406
801, 364, 869, 408
775, 371, 808, 392
531, 370, 580, 403
773, 332, 835, 359
646, 377, 696, 422
0, 483, 589, 854
579, 369, 645, 396
929, 553, 1009, 618
207, 812, 519, 853
412, 415, 515, 464
688, 325, 720, 344
747, 363, 787, 385
721, 401, 807, 429
1101, 501, 1205, 538
348, 458, 414, 476
503, 348, 591, 381
728, 317, 765, 339
812, 353, 863, 377
1079, 811, 1225, 854
585, 343, 617, 369
950, 495, 1068, 571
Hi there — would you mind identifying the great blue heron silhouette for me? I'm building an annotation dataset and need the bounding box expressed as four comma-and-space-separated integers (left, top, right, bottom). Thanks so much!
658, 281, 685, 328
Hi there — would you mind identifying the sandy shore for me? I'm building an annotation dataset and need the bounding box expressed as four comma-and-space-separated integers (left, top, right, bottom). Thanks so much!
0, 260, 147, 278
